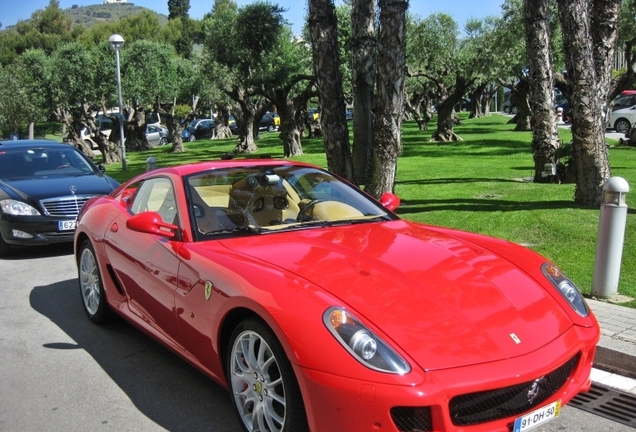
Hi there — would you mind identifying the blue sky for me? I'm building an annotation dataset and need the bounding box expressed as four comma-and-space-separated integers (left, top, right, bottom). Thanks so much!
1, 1, 505, 34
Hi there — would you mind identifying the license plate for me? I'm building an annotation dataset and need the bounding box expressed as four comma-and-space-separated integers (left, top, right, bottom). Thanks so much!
513, 400, 561, 432
58, 220, 76, 231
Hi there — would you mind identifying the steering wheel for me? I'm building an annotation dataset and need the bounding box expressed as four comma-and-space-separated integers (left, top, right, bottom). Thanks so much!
296, 199, 324, 222
56, 164, 71, 170
191, 203, 206, 219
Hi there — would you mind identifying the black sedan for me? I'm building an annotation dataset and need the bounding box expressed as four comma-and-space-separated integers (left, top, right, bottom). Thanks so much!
185, 118, 216, 141
0, 140, 119, 256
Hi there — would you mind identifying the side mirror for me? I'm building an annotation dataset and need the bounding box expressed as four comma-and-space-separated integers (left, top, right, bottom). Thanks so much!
127, 211, 178, 239
379, 192, 400, 211
98, 164, 106, 173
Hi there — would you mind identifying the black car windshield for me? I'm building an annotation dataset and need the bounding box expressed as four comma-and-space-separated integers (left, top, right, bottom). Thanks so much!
186, 165, 395, 238
0, 146, 97, 180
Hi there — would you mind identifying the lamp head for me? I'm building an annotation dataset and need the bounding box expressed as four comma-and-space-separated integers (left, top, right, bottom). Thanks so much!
109, 34, 125, 51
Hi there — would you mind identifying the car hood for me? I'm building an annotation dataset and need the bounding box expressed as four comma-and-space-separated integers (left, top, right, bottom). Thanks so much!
611, 106, 636, 116
0, 174, 117, 202
220, 220, 573, 371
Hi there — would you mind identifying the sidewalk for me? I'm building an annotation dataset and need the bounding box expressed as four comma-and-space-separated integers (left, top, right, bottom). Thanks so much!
587, 298, 636, 393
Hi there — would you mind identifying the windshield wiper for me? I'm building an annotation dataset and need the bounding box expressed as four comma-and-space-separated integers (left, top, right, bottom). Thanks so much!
205, 225, 264, 236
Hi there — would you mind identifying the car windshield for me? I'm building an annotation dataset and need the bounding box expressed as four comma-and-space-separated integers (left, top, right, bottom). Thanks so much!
0, 146, 97, 180
185, 165, 394, 238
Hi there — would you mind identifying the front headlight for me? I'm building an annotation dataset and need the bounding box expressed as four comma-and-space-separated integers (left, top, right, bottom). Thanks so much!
0, 199, 41, 216
323, 307, 410, 374
542, 263, 589, 317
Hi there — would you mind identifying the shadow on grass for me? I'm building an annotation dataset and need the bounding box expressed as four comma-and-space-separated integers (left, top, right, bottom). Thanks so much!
401, 140, 532, 158
398, 177, 522, 185
397, 198, 592, 215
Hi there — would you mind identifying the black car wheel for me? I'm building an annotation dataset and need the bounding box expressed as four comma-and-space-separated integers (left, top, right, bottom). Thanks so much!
78, 240, 113, 324
189, 135, 197, 142
510, 106, 519, 115
227, 319, 308, 432
159, 137, 169, 146
614, 118, 631, 135
267, 124, 275, 132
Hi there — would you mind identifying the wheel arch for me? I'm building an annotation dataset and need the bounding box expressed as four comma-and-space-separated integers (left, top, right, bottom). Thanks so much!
218, 307, 263, 380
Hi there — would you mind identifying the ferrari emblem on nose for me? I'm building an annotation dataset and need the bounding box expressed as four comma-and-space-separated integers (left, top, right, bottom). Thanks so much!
204, 281, 213, 300
510, 333, 522, 344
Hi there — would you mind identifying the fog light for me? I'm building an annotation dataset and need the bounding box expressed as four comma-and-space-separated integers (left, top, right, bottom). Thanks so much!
11, 229, 33, 239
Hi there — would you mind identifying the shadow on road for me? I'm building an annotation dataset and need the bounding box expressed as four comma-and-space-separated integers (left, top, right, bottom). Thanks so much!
29, 278, 241, 432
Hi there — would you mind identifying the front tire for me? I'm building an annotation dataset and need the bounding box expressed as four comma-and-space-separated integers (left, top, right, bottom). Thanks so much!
78, 240, 113, 324
614, 118, 631, 134
189, 134, 197, 142
227, 319, 308, 432
267, 124, 275, 132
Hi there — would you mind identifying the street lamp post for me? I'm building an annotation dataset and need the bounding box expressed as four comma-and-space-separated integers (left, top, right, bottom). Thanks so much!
109, 34, 127, 171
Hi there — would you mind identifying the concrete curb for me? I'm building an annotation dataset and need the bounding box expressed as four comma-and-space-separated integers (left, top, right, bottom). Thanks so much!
594, 340, 636, 380
587, 299, 636, 380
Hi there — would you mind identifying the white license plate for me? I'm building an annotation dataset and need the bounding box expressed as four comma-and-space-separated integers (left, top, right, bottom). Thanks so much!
513, 400, 561, 432
58, 220, 76, 231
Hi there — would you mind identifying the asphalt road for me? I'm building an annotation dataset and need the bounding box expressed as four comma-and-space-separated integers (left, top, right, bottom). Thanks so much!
0, 245, 632, 432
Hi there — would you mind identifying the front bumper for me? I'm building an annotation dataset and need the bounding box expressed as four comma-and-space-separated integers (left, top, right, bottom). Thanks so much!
0, 214, 76, 246
295, 325, 597, 432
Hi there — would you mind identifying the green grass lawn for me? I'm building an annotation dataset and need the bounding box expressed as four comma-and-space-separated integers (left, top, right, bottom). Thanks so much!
55, 113, 636, 305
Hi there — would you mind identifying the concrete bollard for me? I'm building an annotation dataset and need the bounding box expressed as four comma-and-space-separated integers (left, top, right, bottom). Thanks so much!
591, 177, 630, 299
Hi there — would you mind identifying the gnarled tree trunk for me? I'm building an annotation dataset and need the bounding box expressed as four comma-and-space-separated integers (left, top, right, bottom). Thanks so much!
557, 0, 612, 206
367, 0, 408, 198
351, 0, 376, 185
524, 0, 560, 183
308, 0, 355, 182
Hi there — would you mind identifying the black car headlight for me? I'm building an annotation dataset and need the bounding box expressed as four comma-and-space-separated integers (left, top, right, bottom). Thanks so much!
0, 199, 41, 216
323, 307, 410, 374
542, 263, 589, 317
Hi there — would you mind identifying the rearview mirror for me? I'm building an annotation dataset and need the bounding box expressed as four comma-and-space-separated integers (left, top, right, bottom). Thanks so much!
127, 211, 178, 239
379, 192, 400, 211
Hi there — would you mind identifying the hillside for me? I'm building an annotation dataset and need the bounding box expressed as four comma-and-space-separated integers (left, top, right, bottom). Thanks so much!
65, 3, 168, 28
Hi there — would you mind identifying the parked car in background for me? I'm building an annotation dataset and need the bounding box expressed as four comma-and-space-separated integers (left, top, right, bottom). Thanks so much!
308, 108, 320, 121
74, 159, 599, 432
80, 115, 113, 149
228, 115, 238, 135
609, 105, 636, 134
612, 90, 636, 111
184, 118, 216, 141
259, 112, 280, 132
145, 124, 169, 146
0, 139, 119, 256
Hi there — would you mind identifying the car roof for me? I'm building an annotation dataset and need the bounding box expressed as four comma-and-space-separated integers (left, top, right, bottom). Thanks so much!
0, 139, 69, 149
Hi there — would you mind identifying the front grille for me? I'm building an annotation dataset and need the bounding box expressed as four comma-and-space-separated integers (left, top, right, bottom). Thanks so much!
449, 352, 580, 426
40, 195, 93, 217
390, 406, 433, 432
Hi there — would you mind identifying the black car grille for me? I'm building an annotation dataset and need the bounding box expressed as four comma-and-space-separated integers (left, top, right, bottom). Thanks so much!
449, 352, 581, 426
390, 406, 433, 432
40, 195, 93, 217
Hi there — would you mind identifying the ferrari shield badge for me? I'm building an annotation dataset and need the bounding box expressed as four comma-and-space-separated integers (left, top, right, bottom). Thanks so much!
204, 281, 213, 300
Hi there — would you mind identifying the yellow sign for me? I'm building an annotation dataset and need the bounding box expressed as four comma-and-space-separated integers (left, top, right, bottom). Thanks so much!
204, 281, 213, 300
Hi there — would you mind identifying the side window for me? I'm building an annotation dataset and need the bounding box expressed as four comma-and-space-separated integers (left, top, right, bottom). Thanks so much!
130, 177, 178, 224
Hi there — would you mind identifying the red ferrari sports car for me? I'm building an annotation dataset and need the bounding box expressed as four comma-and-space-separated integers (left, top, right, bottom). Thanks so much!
74, 159, 599, 432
